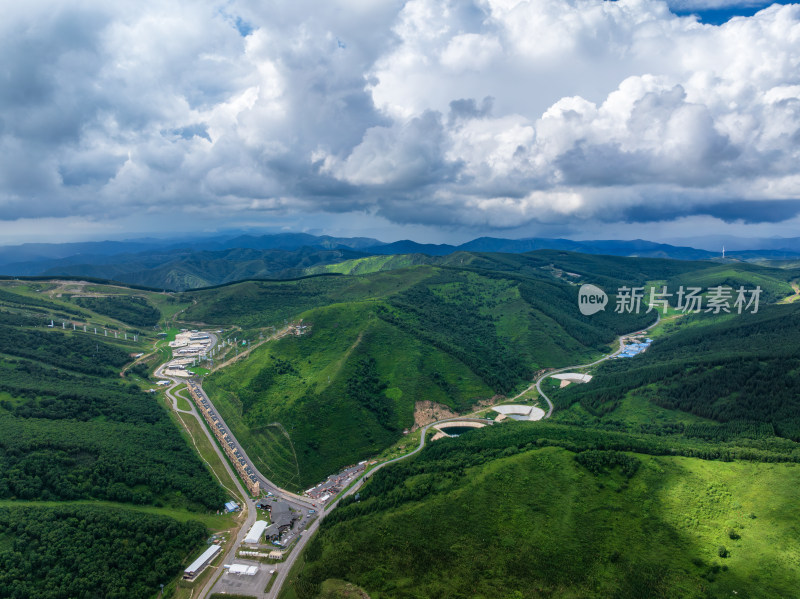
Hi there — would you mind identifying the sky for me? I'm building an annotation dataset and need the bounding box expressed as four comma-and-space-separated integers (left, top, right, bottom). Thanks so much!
1, 0, 800, 245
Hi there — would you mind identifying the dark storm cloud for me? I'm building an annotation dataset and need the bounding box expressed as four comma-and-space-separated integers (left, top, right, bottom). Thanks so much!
613, 199, 800, 224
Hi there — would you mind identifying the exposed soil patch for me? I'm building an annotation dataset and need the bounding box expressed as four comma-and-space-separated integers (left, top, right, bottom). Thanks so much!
412, 400, 458, 430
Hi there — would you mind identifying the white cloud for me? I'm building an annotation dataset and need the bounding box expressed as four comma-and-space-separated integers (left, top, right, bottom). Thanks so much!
440, 33, 502, 71
1, 0, 800, 240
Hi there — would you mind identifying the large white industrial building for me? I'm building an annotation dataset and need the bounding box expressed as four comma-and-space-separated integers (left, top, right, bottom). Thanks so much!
183, 544, 221, 579
226, 564, 259, 576
244, 520, 268, 545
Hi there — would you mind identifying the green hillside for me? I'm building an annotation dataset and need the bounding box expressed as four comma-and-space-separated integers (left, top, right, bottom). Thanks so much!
195, 256, 799, 491
289, 425, 800, 599
554, 302, 800, 440
272, 255, 800, 599
663, 263, 795, 304
306, 249, 716, 290
204, 301, 495, 489
74, 294, 161, 328
0, 282, 228, 597
305, 253, 436, 276
181, 270, 434, 328
198, 262, 659, 490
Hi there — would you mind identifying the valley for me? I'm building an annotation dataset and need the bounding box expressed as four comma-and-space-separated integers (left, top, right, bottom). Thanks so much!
1, 250, 800, 599
8, 0, 800, 596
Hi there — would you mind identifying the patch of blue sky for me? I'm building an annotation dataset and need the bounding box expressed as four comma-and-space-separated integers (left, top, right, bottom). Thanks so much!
671, 1, 796, 25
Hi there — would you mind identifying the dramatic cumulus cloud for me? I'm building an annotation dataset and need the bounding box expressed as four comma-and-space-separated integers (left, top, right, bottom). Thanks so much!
1, 0, 800, 240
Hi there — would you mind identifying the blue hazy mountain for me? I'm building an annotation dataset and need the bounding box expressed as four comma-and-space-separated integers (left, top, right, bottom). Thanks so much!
4, 232, 800, 290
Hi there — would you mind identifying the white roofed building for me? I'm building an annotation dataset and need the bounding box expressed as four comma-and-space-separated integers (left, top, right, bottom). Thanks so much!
244, 520, 268, 544
183, 544, 221, 579
551, 373, 593, 383
226, 564, 258, 575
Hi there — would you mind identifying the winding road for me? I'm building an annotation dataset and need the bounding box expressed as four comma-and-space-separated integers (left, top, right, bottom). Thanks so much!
155, 362, 258, 599
152, 312, 661, 598
263, 416, 493, 599
534, 313, 661, 417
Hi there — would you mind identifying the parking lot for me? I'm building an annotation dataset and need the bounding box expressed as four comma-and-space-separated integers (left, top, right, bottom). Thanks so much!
211, 559, 275, 597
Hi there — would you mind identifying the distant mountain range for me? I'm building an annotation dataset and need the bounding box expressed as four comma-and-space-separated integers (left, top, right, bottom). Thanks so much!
362, 237, 720, 260
3, 231, 800, 290
0, 232, 380, 269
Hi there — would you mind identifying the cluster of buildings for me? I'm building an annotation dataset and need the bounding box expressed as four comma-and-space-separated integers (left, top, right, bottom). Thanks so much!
304, 461, 367, 503
252, 500, 299, 545
170, 330, 213, 357
241, 500, 299, 547
618, 337, 653, 358
187, 381, 261, 496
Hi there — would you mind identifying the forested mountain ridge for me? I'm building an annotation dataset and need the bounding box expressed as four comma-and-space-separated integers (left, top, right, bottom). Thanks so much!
193, 255, 713, 491
0, 281, 229, 598
554, 301, 800, 441
39, 246, 368, 291
5, 230, 800, 291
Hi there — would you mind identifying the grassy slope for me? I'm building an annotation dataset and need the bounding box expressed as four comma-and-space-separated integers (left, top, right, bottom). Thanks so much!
305, 254, 434, 276
198, 261, 660, 490
205, 301, 493, 489
301, 444, 800, 599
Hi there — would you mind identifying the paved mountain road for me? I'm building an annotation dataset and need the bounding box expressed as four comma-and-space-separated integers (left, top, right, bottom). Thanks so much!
153, 312, 660, 598
535, 313, 661, 417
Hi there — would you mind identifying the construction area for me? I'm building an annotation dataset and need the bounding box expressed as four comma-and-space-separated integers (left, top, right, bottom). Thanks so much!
617, 336, 653, 358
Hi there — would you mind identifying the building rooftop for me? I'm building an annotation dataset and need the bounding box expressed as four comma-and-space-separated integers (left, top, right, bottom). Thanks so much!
244, 520, 268, 544
185, 544, 221, 575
